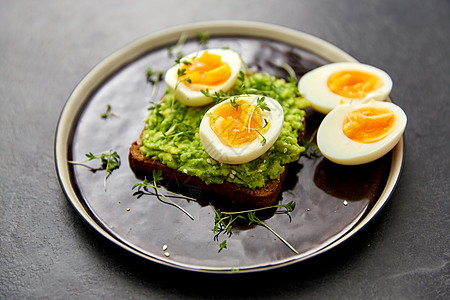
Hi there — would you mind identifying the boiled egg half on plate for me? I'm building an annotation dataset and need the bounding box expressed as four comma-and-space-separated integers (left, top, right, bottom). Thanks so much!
317, 100, 407, 165
298, 62, 393, 114
165, 48, 242, 106
199, 95, 284, 164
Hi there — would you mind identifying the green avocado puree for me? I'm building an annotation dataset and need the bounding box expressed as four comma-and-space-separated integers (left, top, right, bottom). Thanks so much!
140, 72, 309, 189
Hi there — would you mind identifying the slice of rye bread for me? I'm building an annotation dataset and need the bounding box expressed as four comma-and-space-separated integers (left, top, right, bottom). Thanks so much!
129, 116, 306, 208
129, 139, 288, 208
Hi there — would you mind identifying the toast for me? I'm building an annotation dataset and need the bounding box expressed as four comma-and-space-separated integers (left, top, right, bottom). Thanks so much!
129, 70, 309, 208
129, 138, 289, 208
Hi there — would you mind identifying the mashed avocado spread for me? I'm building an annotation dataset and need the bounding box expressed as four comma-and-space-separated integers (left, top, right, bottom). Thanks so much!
140, 72, 309, 189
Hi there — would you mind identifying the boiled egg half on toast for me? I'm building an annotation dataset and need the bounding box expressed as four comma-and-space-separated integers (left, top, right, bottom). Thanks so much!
199, 95, 284, 164
317, 100, 407, 165
165, 48, 242, 106
298, 62, 393, 114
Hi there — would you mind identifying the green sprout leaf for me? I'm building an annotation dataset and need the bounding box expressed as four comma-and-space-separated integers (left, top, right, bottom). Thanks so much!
195, 32, 210, 47
201, 89, 231, 104
146, 68, 165, 99
100, 104, 119, 119
218, 240, 227, 253
229, 97, 241, 110
69, 150, 121, 192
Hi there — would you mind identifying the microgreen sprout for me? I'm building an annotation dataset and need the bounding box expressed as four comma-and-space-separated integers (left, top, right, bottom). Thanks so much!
210, 201, 298, 254
200, 89, 231, 104
167, 32, 188, 58
146, 68, 164, 84
146, 68, 165, 99
68, 150, 121, 192
256, 96, 271, 112
253, 119, 269, 146
218, 240, 227, 253
177, 68, 187, 78
132, 170, 195, 220
247, 96, 271, 145
100, 104, 119, 119
237, 70, 246, 89
195, 32, 210, 47
301, 128, 321, 158
174, 60, 194, 90
247, 211, 299, 254
163, 121, 195, 141
229, 97, 241, 110
237, 52, 251, 75
280, 62, 297, 83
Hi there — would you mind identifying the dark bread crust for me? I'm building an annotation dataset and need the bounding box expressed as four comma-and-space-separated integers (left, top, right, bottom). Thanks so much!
129, 140, 287, 208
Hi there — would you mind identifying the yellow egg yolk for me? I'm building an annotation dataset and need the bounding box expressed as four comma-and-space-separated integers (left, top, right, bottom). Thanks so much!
328, 70, 382, 98
210, 101, 267, 147
343, 107, 396, 143
178, 52, 231, 91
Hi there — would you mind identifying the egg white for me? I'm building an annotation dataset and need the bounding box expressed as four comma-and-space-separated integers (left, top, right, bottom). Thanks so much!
165, 48, 242, 107
317, 101, 407, 165
199, 95, 284, 164
298, 62, 393, 114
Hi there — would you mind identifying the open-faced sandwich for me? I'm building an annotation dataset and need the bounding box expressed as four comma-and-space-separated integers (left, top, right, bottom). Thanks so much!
129, 48, 309, 207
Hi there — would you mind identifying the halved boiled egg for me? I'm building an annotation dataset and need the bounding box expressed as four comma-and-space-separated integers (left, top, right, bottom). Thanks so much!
317, 101, 407, 165
298, 62, 393, 114
199, 95, 284, 164
165, 48, 242, 107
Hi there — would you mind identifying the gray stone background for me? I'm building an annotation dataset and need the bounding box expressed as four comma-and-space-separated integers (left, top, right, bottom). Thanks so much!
1, 0, 449, 298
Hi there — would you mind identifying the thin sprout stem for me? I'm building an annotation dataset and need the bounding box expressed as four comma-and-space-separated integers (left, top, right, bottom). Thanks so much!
104, 172, 107, 192
237, 52, 251, 75
281, 62, 297, 82
258, 220, 299, 255
247, 104, 257, 133
153, 178, 194, 220
219, 203, 291, 215
143, 178, 197, 202
150, 79, 160, 99
308, 128, 318, 144
104, 150, 112, 192
154, 186, 194, 220
68, 150, 111, 164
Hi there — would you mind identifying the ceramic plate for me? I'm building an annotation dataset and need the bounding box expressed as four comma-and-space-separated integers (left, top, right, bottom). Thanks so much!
55, 21, 403, 273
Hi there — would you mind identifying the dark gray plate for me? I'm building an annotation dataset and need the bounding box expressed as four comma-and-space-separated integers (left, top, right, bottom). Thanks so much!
55, 21, 403, 273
